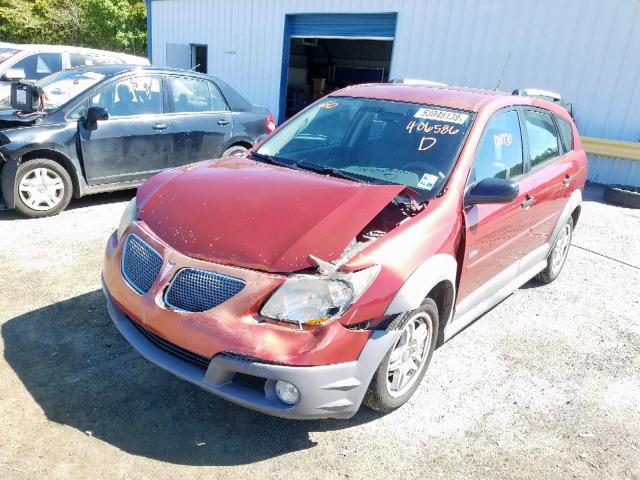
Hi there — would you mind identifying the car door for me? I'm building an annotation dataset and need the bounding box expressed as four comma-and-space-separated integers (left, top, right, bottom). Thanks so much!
457, 109, 535, 304
167, 75, 232, 167
78, 74, 173, 185
519, 108, 578, 250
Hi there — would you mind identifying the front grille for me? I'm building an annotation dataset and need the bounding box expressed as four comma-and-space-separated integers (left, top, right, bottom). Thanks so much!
164, 268, 245, 312
129, 317, 211, 370
121, 234, 163, 294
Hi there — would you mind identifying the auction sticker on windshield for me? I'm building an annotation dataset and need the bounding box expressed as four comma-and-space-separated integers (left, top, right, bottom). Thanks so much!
414, 108, 469, 124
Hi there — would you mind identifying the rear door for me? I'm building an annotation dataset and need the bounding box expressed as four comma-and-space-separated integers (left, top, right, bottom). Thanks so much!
457, 108, 535, 303
519, 108, 577, 250
78, 74, 173, 184
166, 75, 232, 167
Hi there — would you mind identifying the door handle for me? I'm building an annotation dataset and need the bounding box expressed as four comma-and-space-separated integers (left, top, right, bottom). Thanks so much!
152, 123, 168, 130
217, 118, 231, 126
562, 174, 573, 187
521, 195, 536, 209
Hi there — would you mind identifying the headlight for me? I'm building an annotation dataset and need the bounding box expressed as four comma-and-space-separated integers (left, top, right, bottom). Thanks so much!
260, 265, 380, 327
117, 198, 138, 240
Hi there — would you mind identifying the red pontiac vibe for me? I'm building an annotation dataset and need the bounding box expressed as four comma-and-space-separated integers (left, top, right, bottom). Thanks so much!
102, 83, 587, 419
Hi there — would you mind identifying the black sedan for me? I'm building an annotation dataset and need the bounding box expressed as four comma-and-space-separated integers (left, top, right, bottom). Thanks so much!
0, 65, 274, 217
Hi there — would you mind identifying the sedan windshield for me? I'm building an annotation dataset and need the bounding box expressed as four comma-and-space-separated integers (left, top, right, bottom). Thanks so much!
255, 97, 474, 198
37, 69, 106, 110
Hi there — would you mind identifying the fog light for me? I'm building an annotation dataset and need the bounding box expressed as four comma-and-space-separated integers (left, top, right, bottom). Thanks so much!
275, 380, 300, 405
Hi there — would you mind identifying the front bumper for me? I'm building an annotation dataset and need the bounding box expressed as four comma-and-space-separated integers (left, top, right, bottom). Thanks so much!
104, 279, 399, 419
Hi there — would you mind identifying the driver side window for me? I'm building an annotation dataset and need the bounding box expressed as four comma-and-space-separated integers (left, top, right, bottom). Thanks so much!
471, 110, 523, 184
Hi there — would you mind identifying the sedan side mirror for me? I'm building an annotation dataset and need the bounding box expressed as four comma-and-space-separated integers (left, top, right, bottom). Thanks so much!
464, 177, 519, 206
2, 68, 26, 81
84, 106, 109, 131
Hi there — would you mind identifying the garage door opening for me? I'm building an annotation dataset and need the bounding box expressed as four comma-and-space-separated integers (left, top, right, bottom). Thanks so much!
283, 37, 393, 119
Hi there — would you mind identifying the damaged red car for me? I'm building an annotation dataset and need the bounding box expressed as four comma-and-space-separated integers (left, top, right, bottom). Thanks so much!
102, 84, 587, 419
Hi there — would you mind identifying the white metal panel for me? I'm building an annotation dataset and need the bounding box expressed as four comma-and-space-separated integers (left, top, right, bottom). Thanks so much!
588, 156, 640, 186
150, 0, 640, 185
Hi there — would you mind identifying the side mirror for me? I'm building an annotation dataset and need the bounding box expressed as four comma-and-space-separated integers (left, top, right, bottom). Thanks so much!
84, 106, 109, 131
465, 177, 519, 206
2, 68, 26, 81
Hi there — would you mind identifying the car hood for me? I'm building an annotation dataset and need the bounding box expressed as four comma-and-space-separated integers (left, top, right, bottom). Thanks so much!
0, 109, 45, 129
138, 157, 406, 272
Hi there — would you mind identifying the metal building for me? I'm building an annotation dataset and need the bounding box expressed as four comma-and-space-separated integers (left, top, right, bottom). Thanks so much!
147, 0, 640, 186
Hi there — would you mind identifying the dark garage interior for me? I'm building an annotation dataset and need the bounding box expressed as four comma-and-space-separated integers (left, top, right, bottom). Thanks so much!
284, 37, 393, 118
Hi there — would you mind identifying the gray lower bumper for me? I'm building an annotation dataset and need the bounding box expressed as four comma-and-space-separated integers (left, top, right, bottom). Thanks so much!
103, 279, 400, 419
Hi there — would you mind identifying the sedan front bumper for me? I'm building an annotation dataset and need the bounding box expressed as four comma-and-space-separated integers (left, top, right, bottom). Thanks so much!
103, 278, 400, 419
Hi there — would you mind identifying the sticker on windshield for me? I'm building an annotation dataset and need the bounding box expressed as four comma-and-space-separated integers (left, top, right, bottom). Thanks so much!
319, 101, 339, 109
414, 108, 469, 125
417, 173, 439, 190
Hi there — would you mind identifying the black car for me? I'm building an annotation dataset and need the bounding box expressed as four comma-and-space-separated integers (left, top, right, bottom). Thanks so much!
0, 65, 274, 217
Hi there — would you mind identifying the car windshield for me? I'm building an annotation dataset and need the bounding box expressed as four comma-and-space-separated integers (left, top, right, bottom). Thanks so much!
37, 69, 106, 110
0, 48, 20, 63
255, 97, 474, 198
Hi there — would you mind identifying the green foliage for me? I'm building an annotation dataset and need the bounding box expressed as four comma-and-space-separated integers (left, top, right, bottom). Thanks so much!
0, 0, 147, 56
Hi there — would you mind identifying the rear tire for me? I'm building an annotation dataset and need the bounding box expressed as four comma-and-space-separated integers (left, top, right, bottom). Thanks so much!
535, 216, 574, 284
363, 298, 439, 413
222, 145, 249, 158
14, 159, 73, 218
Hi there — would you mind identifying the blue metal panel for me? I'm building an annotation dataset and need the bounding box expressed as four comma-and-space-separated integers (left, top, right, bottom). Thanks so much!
289, 13, 397, 38
145, 0, 152, 61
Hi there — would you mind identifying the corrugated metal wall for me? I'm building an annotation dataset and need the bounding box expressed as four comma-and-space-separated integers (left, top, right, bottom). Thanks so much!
150, 0, 640, 184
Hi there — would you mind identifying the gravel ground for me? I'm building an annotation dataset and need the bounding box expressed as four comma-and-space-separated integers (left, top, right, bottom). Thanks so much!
0, 184, 638, 480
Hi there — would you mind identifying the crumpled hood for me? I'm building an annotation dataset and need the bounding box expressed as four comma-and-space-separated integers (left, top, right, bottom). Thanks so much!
138, 157, 405, 272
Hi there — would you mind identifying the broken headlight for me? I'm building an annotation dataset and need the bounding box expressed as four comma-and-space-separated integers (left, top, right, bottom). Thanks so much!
117, 197, 138, 241
260, 265, 380, 327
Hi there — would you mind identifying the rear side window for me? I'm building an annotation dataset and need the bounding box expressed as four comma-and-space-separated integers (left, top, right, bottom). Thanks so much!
13, 53, 62, 80
523, 110, 560, 168
70, 54, 123, 67
471, 110, 524, 183
208, 82, 229, 111
556, 116, 574, 152
169, 77, 210, 113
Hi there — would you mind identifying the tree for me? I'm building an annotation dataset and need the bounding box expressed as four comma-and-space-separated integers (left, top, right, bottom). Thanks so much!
0, 0, 147, 56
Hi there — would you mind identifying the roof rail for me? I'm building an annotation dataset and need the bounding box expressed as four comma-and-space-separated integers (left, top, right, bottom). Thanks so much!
390, 78, 448, 87
512, 88, 562, 103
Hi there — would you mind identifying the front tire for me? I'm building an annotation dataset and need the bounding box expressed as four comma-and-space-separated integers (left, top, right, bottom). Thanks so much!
535, 216, 574, 284
14, 159, 73, 218
364, 298, 439, 413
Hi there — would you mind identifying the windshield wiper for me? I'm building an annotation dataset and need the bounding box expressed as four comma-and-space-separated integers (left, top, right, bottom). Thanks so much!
250, 151, 296, 169
293, 161, 363, 183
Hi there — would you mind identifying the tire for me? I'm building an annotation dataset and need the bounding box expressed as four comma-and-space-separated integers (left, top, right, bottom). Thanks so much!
14, 159, 73, 218
222, 144, 249, 158
535, 216, 574, 284
363, 298, 439, 413
603, 185, 640, 209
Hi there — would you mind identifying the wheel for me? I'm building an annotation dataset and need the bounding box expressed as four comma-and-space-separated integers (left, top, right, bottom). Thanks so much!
535, 216, 574, 284
222, 145, 249, 158
363, 298, 439, 413
603, 185, 640, 209
14, 159, 73, 218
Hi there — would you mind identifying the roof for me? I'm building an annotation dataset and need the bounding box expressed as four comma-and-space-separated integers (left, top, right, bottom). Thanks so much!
65, 65, 212, 77
333, 83, 512, 112
0, 42, 147, 63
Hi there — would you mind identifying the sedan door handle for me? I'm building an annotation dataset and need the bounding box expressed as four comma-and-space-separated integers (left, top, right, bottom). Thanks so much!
521, 195, 536, 209
152, 123, 168, 130
562, 174, 573, 186
217, 118, 231, 126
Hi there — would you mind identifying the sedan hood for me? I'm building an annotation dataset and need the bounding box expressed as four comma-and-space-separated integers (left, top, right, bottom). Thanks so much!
138, 157, 405, 272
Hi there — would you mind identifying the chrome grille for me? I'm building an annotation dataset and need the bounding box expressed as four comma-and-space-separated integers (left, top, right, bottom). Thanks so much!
121, 234, 163, 294
164, 268, 245, 312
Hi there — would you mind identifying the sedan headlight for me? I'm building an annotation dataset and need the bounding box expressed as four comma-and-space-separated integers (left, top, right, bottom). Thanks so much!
117, 197, 138, 240
260, 265, 380, 327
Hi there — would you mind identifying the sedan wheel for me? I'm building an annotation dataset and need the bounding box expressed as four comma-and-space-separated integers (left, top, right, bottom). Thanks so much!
18, 167, 65, 211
